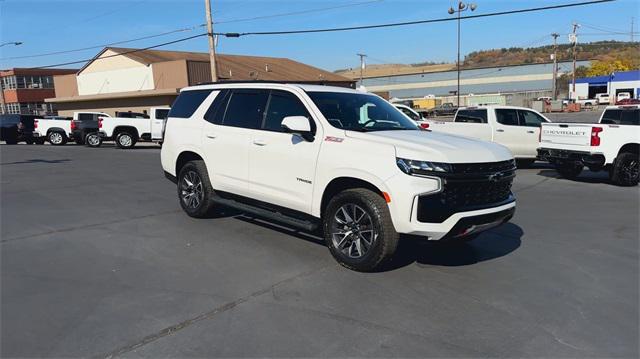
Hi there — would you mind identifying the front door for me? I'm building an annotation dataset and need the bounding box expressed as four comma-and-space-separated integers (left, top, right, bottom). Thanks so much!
151, 108, 170, 140
248, 90, 322, 213
517, 109, 548, 157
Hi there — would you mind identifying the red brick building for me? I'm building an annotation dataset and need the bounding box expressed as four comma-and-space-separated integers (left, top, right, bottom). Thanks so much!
1, 68, 77, 115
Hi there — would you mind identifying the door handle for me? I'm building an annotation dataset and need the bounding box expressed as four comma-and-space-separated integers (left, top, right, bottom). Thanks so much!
527, 130, 535, 134
253, 139, 267, 146
496, 129, 505, 132
206, 134, 217, 139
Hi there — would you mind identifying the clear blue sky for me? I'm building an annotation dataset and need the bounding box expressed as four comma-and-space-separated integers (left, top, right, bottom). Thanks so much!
0, 0, 638, 71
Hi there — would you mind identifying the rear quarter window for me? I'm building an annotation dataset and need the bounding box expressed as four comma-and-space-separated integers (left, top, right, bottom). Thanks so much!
601, 109, 639, 125
455, 109, 487, 123
169, 90, 213, 118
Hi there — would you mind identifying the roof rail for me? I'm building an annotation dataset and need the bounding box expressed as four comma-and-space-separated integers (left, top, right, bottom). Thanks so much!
194, 80, 355, 87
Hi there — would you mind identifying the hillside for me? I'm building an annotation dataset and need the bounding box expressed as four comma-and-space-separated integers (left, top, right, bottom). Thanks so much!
335, 41, 639, 79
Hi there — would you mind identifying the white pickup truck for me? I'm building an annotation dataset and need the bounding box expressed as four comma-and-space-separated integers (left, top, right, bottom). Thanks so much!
425, 105, 551, 165
538, 105, 639, 186
97, 107, 170, 148
33, 116, 73, 145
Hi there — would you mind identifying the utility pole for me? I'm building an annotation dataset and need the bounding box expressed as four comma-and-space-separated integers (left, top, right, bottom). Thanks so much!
204, 0, 217, 82
551, 33, 560, 100
570, 22, 580, 99
357, 53, 367, 88
448, 2, 477, 106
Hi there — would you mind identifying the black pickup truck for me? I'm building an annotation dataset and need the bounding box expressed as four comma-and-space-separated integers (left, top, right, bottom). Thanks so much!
0, 114, 44, 144
70, 112, 109, 146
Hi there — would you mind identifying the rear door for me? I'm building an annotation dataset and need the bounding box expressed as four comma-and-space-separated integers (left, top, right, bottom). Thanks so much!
493, 108, 529, 157
247, 90, 322, 213
201, 89, 268, 196
151, 108, 170, 140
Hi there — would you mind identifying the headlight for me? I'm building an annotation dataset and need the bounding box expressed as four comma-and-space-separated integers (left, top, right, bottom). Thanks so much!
396, 158, 451, 176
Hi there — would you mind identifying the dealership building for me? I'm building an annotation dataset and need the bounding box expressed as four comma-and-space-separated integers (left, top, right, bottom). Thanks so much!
47, 47, 353, 116
569, 70, 640, 101
0, 68, 77, 115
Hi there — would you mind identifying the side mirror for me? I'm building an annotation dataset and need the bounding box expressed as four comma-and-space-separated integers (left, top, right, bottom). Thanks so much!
281, 116, 313, 141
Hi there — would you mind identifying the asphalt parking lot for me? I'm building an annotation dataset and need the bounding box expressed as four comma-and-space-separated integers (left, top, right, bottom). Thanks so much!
1, 143, 638, 358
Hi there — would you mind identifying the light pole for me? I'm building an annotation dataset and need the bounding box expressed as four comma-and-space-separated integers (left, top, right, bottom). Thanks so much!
0, 41, 22, 47
448, 2, 476, 107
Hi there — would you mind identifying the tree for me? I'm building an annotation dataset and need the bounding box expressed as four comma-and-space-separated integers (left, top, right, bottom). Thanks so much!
586, 60, 631, 77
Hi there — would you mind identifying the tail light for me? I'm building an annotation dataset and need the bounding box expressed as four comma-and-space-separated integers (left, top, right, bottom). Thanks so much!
98, 118, 103, 128
70, 121, 76, 131
590, 127, 603, 146
34, 120, 38, 129
419, 122, 430, 129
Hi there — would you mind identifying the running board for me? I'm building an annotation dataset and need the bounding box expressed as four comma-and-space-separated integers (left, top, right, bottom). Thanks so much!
211, 195, 319, 232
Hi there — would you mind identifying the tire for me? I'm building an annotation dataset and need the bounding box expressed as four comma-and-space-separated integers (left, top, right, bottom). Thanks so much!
25, 138, 34, 145
4, 138, 17, 145
516, 159, 536, 168
35, 138, 46, 145
323, 188, 399, 272
556, 162, 583, 179
115, 132, 136, 149
610, 152, 639, 186
177, 160, 216, 218
85, 132, 102, 148
47, 131, 67, 146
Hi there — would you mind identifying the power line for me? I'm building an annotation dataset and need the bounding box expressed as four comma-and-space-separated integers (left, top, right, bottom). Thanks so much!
1, 27, 199, 61
213, 0, 384, 25
215, 0, 614, 37
33, 33, 207, 69
0, 0, 382, 61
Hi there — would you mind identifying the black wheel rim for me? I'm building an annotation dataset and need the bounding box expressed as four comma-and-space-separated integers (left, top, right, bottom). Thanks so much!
180, 170, 204, 209
330, 203, 377, 259
621, 158, 639, 182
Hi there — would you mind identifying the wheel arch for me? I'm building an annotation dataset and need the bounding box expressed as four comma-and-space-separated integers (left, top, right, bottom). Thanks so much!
318, 176, 386, 219
46, 127, 66, 135
114, 126, 139, 139
176, 150, 205, 176
618, 143, 640, 156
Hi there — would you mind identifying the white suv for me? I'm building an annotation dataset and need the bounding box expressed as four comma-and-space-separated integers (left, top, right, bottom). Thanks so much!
161, 83, 517, 271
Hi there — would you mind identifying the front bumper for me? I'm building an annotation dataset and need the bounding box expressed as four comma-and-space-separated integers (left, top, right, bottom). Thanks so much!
537, 148, 606, 168
384, 168, 516, 240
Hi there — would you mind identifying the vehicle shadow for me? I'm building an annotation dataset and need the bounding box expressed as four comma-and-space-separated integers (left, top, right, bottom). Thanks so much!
536, 168, 612, 184
0, 158, 71, 166
380, 223, 523, 270
232, 214, 523, 271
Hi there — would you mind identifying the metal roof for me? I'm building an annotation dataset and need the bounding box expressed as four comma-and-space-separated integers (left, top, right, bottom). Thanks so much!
79, 47, 351, 83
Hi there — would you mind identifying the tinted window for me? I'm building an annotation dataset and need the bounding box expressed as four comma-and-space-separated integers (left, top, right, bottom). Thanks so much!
155, 109, 170, 120
223, 90, 269, 129
602, 109, 639, 125
399, 107, 420, 121
78, 113, 99, 122
263, 91, 312, 132
169, 90, 212, 118
518, 110, 547, 127
204, 90, 230, 124
455, 109, 487, 123
495, 109, 519, 126
308, 92, 417, 132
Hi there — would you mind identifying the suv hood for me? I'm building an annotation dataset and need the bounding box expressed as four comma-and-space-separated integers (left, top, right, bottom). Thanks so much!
345, 130, 512, 163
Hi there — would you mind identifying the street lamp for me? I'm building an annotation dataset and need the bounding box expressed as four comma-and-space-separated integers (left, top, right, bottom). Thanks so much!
0, 42, 23, 47
448, 2, 476, 107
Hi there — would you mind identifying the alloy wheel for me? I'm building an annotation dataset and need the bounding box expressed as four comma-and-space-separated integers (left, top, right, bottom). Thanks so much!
87, 134, 100, 146
119, 134, 132, 147
622, 158, 639, 183
180, 170, 204, 209
50, 132, 63, 145
330, 203, 377, 258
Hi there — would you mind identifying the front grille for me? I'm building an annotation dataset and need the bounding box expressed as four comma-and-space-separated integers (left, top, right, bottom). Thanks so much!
416, 160, 516, 223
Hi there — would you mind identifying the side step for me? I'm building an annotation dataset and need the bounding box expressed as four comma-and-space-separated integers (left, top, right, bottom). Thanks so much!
211, 195, 319, 232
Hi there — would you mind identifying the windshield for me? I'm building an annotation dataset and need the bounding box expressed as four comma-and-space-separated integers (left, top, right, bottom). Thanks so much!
307, 91, 418, 132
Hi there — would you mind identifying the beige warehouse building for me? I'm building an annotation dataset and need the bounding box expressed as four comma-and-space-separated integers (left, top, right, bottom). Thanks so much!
47, 47, 354, 116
